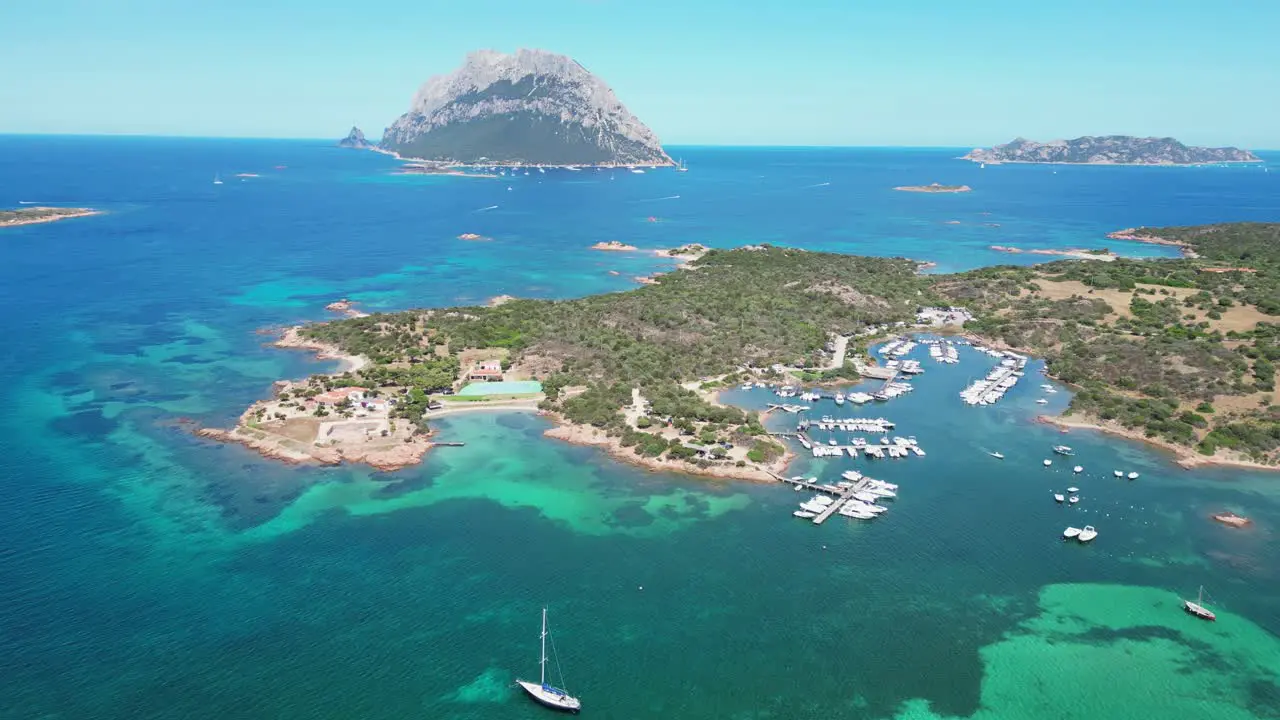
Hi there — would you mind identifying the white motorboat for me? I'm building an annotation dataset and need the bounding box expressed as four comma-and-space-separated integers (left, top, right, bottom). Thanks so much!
1127, 472, 1140, 480
828, 439, 838, 446
799, 501, 828, 514
1067, 486, 1079, 493
1073, 465, 1083, 473
1113, 470, 1123, 478
845, 501, 887, 514
867, 480, 898, 490
811, 495, 834, 506
793, 510, 816, 519
1054, 494, 1065, 503
1052, 445, 1074, 456
852, 491, 881, 503
864, 487, 896, 499
841, 470, 863, 482
839, 505, 877, 519
835, 393, 845, 406
1068, 496, 1080, 504
1043, 459, 1052, 467
1063, 526, 1082, 539
989, 451, 1004, 459
516, 608, 582, 713
1077, 525, 1098, 542
1036, 398, 1049, 405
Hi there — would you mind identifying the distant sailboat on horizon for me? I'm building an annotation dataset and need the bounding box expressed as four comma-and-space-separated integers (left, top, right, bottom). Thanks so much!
212, 173, 223, 185
516, 608, 581, 713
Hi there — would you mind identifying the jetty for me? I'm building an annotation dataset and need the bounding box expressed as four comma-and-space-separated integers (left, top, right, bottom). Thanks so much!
778, 475, 885, 525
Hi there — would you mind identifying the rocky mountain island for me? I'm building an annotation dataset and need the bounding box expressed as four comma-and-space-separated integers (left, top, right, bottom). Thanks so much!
377, 48, 672, 166
962, 136, 1260, 165
337, 126, 370, 149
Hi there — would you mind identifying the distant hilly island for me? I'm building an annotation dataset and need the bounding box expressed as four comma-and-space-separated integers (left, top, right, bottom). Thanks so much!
336, 52, 1261, 169
962, 136, 1260, 165
342, 48, 671, 167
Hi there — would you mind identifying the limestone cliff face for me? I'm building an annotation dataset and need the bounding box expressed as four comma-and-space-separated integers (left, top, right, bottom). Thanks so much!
380, 49, 671, 166
962, 136, 1260, 165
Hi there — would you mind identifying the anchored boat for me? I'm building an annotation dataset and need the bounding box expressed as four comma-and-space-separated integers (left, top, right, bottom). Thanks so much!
1183, 586, 1216, 621
516, 608, 582, 713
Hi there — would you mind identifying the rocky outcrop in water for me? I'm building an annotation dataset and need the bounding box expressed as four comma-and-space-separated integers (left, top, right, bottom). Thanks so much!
962, 136, 1260, 165
338, 126, 370, 149
380, 49, 671, 166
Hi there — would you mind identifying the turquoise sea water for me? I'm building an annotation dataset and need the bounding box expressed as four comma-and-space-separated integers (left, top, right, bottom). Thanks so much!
1, 137, 1279, 719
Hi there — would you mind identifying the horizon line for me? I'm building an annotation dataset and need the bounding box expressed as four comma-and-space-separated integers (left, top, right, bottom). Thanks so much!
0, 133, 1275, 153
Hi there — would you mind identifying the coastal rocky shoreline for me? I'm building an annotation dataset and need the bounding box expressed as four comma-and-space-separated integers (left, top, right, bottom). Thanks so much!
1, 206, 101, 228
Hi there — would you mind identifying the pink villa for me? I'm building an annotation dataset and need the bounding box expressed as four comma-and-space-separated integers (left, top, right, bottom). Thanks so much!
468, 360, 504, 382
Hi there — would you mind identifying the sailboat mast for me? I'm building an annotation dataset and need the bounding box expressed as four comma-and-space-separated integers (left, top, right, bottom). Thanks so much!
540, 607, 548, 685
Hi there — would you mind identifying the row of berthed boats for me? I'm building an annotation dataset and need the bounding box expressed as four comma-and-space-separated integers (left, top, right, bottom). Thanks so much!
802, 417, 895, 432
792, 472, 898, 520
808, 436, 926, 459
960, 353, 1027, 406
927, 343, 960, 364
877, 338, 917, 358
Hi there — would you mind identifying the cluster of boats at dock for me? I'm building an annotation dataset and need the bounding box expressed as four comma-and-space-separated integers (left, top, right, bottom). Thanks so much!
960, 352, 1028, 406
808, 435, 925, 459
877, 338, 917, 358
790, 471, 898, 521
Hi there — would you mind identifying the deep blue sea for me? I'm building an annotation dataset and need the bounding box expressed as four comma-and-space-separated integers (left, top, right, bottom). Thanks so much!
1, 136, 1279, 719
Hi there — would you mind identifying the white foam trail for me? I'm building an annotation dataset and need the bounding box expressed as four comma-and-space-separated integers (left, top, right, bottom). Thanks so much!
805, 182, 831, 188
18, 201, 38, 204
632, 194, 681, 203
474, 205, 499, 212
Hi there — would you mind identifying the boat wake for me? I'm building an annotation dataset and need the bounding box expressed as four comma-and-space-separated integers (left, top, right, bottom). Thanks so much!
632, 194, 681, 203
804, 182, 831, 188
474, 205, 499, 212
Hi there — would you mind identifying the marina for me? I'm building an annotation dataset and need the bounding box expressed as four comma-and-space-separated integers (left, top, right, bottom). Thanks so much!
959, 350, 1027, 406
778, 473, 898, 525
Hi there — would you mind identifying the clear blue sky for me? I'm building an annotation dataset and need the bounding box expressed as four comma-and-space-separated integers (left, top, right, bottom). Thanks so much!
2, 0, 1278, 147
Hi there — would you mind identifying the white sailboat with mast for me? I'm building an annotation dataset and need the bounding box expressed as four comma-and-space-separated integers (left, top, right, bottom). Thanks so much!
516, 608, 581, 713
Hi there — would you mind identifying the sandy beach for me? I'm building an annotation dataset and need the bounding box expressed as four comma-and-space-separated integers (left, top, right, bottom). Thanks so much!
543, 417, 792, 483
989, 245, 1117, 261
271, 326, 369, 373
1037, 412, 1278, 473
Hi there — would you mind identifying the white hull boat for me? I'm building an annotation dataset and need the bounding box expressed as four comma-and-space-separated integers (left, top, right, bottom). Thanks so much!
793, 510, 816, 519
1043, 459, 1052, 467
1068, 496, 1079, 504
1128, 472, 1140, 480
1054, 494, 1065, 503
1063, 526, 1082, 539
517, 608, 582, 713
1113, 470, 1123, 478
1077, 525, 1097, 542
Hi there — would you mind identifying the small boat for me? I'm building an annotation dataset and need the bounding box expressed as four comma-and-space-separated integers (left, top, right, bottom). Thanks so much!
1073, 465, 1083, 473
1036, 398, 1049, 405
1052, 445, 1074, 456
1077, 525, 1097, 542
1063, 526, 1082, 539
1183, 585, 1217, 621
1113, 470, 1123, 478
1043, 459, 1052, 467
828, 439, 838, 446
989, 451, 1004, 459
1067, 486, 1079, 493
516, 608, 582, 713
212, 174, 223, 185
1054, 494, 1065, 503
1068, 496, 1080, 504
630, 168, 645, 174
793, 510, 816, 519
1127, 472, 1140, 480
835, 393, 845, 406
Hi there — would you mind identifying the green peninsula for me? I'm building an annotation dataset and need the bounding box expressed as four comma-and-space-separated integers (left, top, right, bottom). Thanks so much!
215, 223, 1280, 474
1, 206, 100, 228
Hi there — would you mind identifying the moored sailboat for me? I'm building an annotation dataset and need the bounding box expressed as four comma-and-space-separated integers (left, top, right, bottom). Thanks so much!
516, 608, 582, 713
1183, 586, 1216, 621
